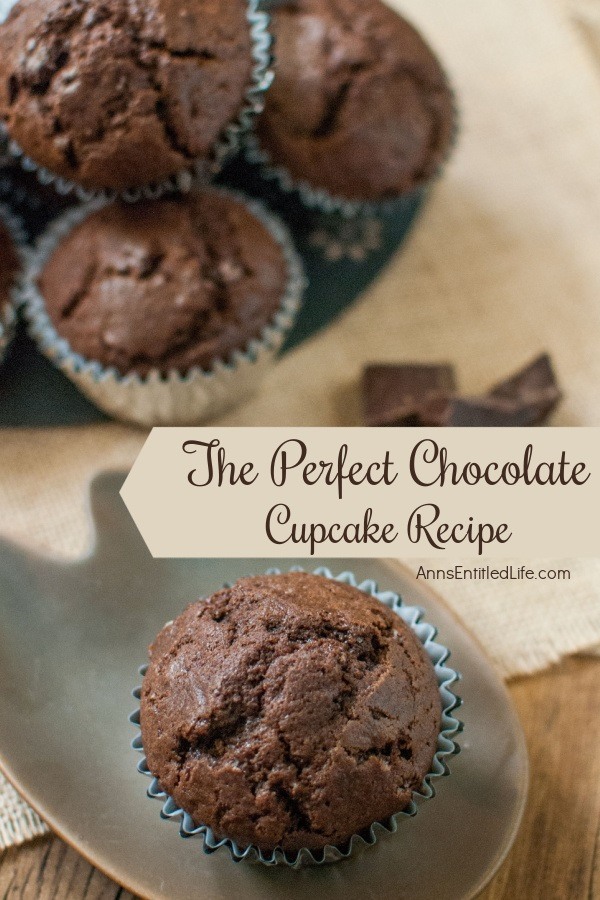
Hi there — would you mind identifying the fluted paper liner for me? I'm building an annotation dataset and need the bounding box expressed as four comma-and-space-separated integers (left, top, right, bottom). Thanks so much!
19, 190, 305, 426
130, 567, 461, 867
0, 0, 273, 203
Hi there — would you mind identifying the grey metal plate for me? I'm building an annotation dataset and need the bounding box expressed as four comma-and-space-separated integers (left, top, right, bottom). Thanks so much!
0, 472, 527, 900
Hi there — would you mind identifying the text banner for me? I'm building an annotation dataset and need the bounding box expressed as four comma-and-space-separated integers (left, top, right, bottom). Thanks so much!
120, 428, 600, 558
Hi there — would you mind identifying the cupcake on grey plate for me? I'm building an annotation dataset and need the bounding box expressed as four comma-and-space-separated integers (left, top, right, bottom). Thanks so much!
248, 0, 456, 215
22, 188, 304, 425
134, 570, 460, 865
0, 206, 21, 365
0, 0, 272, 199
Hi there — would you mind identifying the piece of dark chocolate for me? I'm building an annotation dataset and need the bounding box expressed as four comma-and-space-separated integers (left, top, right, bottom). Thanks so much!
363, 363, 456, 427
417, 393, 453, 427
443, 396, 551, 427
362, 353, 561, 427
488, 353, 561, 423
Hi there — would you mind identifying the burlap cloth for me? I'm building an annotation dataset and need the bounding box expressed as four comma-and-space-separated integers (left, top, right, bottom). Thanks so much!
1, 0, 600, 851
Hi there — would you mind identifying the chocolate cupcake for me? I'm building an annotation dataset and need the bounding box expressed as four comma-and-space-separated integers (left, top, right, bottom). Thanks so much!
249, 0, 456, 212
0, 0, 271, 197
135, 570, 459, 863
21, 188, 304, 425
0, 207, 21, 364
39, 193, 289, 376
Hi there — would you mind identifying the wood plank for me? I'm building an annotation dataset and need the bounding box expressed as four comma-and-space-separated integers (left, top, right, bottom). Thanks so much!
0, 837, 136, 899
480, 657, 600, 899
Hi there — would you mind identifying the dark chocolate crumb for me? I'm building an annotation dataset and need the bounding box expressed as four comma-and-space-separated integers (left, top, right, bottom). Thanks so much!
363, 362, 456, 427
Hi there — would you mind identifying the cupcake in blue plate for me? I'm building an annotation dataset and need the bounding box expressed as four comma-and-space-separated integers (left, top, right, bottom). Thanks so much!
21, 187, 304, 425
246, 0, 457, 216
0, 0, 273, 200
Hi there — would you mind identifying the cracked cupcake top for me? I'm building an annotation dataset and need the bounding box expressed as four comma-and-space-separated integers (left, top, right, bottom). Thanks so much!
0, 220, 19, 309
140, 572, 441, 853
0, 0, 254, 191
37, 190, 289, 375
257, 0, 455, 202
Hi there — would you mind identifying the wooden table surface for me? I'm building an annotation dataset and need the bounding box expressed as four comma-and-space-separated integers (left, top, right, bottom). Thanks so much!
0, 655, 597, 900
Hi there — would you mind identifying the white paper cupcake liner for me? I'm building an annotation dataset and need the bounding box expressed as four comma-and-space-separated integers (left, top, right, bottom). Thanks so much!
243, 79, 460, 219
0, 201, 27, 365
130, 566, 461, 868
19, 188, 305, 426
0, 0, 273, 203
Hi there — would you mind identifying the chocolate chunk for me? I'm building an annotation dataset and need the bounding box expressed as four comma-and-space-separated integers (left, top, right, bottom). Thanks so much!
417, 392, 454, 427
443, 396, 550, 427
444, 354, 562, 427
362, 353, 561, 427
489, 353, 561, 421
363, 363, 456, 426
